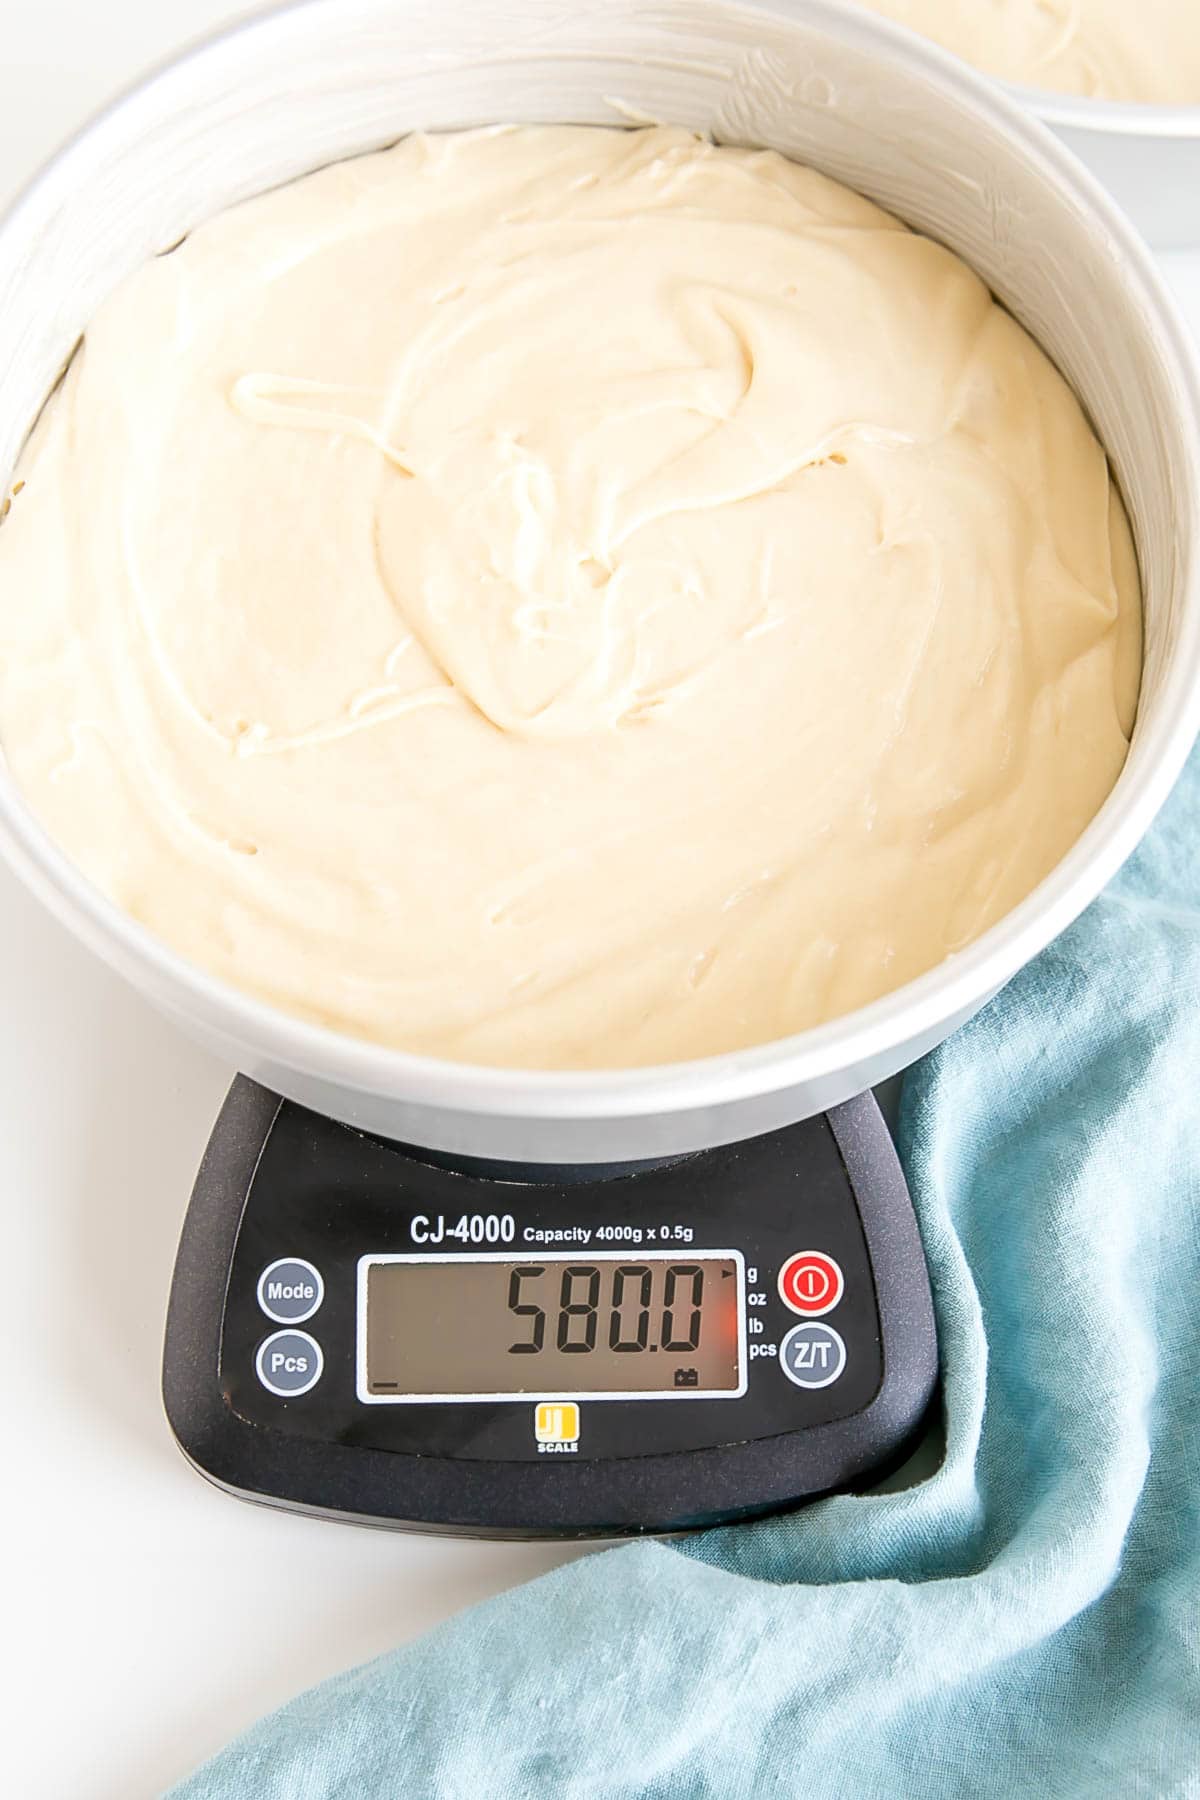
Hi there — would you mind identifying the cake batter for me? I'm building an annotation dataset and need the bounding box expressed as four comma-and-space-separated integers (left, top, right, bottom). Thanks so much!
0, 126, 1141, 1068
852, 0, 1200, 103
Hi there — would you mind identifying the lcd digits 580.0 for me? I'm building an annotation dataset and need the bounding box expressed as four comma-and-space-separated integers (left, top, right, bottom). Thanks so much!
360, 1252, 745, 1401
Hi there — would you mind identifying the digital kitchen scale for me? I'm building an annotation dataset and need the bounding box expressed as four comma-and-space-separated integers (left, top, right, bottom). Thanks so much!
163, 1078, 937, 1537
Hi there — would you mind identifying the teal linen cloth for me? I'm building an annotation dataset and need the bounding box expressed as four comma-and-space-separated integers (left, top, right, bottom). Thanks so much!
171, 753, 1200, 1799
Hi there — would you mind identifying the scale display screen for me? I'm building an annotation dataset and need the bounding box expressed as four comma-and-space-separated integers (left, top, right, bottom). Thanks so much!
359, 1251, 746, 1401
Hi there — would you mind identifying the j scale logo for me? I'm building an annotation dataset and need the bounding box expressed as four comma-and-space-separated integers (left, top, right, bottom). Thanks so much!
534, 1401, 580, 1453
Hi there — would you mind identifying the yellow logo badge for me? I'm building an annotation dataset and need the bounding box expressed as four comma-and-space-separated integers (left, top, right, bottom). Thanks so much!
534, 1401, 580, 1445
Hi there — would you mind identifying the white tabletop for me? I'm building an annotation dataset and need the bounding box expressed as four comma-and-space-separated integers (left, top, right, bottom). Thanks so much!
3, 9, 1200, 1797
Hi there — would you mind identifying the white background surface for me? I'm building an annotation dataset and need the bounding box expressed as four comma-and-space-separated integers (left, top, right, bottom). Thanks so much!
2, 6, 1200, 1797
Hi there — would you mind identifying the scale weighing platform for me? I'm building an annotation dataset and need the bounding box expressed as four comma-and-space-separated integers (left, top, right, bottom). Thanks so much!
163, 1078, 937, 1537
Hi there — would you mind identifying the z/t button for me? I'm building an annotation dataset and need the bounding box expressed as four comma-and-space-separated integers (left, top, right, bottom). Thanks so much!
779, 1322, 847, 1390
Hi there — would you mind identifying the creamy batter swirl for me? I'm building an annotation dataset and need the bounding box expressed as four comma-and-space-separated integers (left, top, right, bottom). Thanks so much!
851, 0, 1200, 103
0, 127, 1140, 1068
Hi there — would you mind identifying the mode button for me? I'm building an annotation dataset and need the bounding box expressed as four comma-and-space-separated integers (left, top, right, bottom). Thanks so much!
257, 1257, 324, 1324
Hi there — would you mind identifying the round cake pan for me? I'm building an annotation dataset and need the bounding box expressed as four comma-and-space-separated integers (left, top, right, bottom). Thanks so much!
0, 0, 1198, 1162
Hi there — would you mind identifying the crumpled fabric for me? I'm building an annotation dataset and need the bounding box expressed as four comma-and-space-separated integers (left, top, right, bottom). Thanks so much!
171, 749, 1200, 1799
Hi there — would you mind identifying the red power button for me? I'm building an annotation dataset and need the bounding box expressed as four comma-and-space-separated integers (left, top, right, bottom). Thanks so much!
778, 1252, 843, 1317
